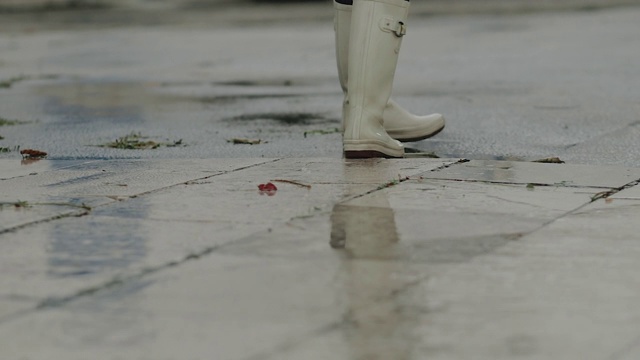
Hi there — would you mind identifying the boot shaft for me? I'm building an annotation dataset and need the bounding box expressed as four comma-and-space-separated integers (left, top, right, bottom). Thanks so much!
345, 0, 409, 141
334, 1, 352, 94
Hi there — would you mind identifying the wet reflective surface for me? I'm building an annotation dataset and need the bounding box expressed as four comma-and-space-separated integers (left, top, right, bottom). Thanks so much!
2, 3, 640, 359
424, 160, 640, 188
1, 157, 640, 359
2, 6, 640, 165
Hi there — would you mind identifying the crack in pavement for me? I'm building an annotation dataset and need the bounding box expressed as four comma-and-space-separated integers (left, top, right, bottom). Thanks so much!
0, 207, 91, 236
0, 159, 281, 236
250, 178, 640, 360
589, 178, 640, 202
2, 159, 634, 343
0, 159, 283, 322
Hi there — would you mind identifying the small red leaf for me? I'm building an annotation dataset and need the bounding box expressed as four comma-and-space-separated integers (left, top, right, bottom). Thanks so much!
258, 182, 278, 196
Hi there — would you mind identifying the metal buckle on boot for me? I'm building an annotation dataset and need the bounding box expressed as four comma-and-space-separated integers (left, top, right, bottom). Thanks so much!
380, 18, 407, 37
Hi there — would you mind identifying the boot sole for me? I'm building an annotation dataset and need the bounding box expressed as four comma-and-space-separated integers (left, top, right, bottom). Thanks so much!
345, 150, 399, 159
389, 123, 445, 143
344, 141, 404, 159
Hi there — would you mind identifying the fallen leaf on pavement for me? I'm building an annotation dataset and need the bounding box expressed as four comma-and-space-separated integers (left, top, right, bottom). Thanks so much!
20, 149, 47, 158
228, 138, 262, 145
533, 157, 565, 164
258, 182, 278, 196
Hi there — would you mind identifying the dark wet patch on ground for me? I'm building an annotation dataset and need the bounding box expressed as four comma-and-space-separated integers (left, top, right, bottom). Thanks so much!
533, 105, 580, 110
226, 112, 336, 125
214, 79, 294, 87
413, 86, 532, 98
446, 154, 528, 162
406, 233, 524, 264
199, 94, 303, 105
303, 127, 341, 138
405, 148, 533, 162
0, 1, 110, 14
473, 21, 530, 33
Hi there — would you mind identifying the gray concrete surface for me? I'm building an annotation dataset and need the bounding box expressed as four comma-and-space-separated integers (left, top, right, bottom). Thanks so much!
3, 0, 640, 14
1, 3, 640, 165
2, 2, 640, 359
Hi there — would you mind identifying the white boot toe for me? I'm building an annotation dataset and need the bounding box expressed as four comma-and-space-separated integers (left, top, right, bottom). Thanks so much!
384, 100, 445, 142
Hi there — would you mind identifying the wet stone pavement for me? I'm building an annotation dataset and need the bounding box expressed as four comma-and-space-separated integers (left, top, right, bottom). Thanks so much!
1, 157, 640, 359
2, 2, 640, 360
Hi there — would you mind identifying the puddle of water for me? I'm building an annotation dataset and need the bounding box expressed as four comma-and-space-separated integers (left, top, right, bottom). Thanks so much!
0, 159, 92, 180
330, 204, 400, 253
443, 154, 528, 162
47, 205, 150, 278
227, 112, 331, 125
405, 147, 530, 162
214, 80, 294, 87
35, 81, 159, 120
330, 201, 521, 263
201, 93, 302, 105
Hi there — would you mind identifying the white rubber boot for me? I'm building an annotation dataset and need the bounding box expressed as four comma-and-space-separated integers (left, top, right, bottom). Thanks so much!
334, 0, 445, 143
343, 0, 412, 158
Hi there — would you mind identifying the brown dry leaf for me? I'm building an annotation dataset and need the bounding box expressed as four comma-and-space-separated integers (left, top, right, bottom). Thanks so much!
20, 149, 47, 159
533, 157, 565, 164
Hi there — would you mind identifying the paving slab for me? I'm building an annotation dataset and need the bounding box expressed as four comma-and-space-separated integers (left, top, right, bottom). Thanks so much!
394, 198, 640, 360
223, 180, 601, 263
258, 194, 640, 360
1, 1, 640, 357
1, 158, 272, 199
0, 159, 97, 180
0, 158, 454, 323
0, 215, 269, 318
0, 254, 419, 360
423, 160, 640, 188
611, 183, 640, 200
0, 158, 273, 232
2, 159, 637, 360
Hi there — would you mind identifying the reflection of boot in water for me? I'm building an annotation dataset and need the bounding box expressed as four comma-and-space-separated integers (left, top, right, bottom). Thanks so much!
329, 204, 349, 249
330, 195, 417, 359
329, 192, 400, 257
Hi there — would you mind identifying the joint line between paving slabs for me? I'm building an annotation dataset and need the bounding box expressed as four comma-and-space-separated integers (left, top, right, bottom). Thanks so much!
589, 178, 640, 202
0, 206, 91, 236
343, 158, 471, 204
0, 159, 282, 237
0, 240, 229, 326
0, 205, 291, 324
0, 160, 287, 324
242, 275, 429, 360
124, 158, 283, 200
505, 176, 640, 248
25, 214, 296, 313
